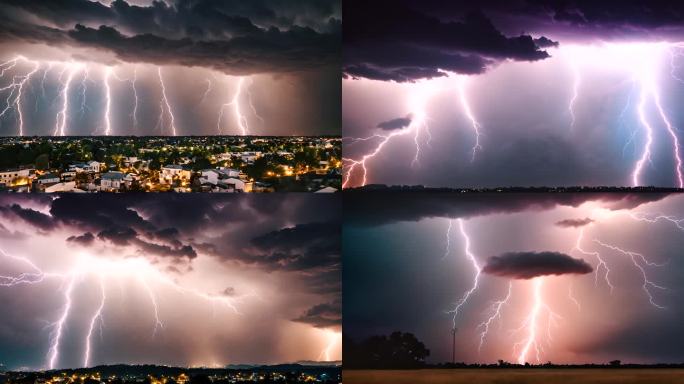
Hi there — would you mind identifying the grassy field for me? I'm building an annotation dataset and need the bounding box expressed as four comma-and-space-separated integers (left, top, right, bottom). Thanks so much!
343, 369, 684, 384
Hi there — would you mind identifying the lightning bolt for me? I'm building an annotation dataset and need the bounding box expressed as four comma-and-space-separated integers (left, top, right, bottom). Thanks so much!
217, 77, 253, 135
476, 281, 512, 352
317, 330, 340, 362
47, 275, 77, 370
447, 219, 482, 327
456, 76, 482, 161
103, 67, 112, 136
54, 65, 78, 136
513, 278, 562, 365
0, 57, 19, 78
157, 67, 178, 136
84, 277, 106, 367
0, 246, 247, 370
0, 57, 40, 135
567, 284, 581, 311
628, 212, 684, 230
79, 67, 90, 117
568, 61, 580, 130
592, 239, 668, 309
442, 219, 453, 260
572, 227, 613, 292
343, 78, 478, 187
199, 77, 212, 105
132, 67, 140, 131
245, 78, 265, 126
628, 44, 683, 187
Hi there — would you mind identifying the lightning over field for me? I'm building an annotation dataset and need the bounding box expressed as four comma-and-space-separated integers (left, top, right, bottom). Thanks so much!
0, 194, 341, 370
343, 0, 684, 188
345, 190, 684, 365
0, 0, 341, 136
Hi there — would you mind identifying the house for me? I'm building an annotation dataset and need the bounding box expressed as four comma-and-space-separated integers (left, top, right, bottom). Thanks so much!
241, 151, 261, 164
36, 173, 60, 185
101, 172, 125, 191
199, 168, 240, 185
0, 167, 33, 186
160, 164, 192, 184
69, 161, 100, 173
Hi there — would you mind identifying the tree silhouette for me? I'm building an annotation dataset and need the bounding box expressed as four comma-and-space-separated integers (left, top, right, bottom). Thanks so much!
344, 331, 430, 369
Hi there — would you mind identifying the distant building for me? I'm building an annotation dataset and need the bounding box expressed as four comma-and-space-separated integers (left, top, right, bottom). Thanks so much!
160, 165, 192, 184
0, 167, 33, 186
101, 172, 125, 191
36, 173, 60, 185
69, 161, 100, 173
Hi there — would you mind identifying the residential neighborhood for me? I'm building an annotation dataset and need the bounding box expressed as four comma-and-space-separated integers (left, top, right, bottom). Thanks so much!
0, 136, 341, 192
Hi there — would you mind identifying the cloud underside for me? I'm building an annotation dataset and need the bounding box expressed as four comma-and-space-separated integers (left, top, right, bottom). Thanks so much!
345, 190, 670, 227
343, 0, 684, 82
483, 251, 593, 279
0, 0, 340, 75
0, 194, 341, 328
342, 1, 555, 82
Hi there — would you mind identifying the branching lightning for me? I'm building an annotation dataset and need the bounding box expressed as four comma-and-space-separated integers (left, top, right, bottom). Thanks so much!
53, 64, 79, 136
157, 67, 177, 136
568, 61, 580, 130
447, 219, 482, 328
103, 67, 112, 136
572, 227, 613, 291
512, 278, 562, 365
0, 57, 40, 135
442, 219, 453, 260
476, 281, 512, 352
343, 77, 482, 187
456, 76, 482, 161
0, 247, 248, 370
217, 76, 262, 136
592, 239, 668, 309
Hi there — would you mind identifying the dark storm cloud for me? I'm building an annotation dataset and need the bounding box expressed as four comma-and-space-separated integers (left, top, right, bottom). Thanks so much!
377, 115, 412, 131
0, 204, 56, 232
66, 232, 95, 246
248, 221, 340, 271
482, 251, 593, 279
293, 298, 341, 329
345, 189, 673, 227
556, 217, 594, 228
97, 226, 137, 246
342, 0, 556, 82
0, 0, 340, 75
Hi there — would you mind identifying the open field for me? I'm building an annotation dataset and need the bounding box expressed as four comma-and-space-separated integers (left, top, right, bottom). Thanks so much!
343, 369, 684, 384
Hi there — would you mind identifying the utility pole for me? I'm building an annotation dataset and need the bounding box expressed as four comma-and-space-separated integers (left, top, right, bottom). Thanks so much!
451, 327, 457, 364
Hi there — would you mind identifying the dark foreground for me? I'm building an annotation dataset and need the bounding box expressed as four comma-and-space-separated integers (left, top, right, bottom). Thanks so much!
343, 369, 684, 384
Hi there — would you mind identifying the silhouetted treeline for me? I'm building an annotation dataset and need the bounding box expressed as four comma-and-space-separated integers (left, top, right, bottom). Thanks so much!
345, 332, 684, 370
344, 332, 430, 369
349, 185, 684, 193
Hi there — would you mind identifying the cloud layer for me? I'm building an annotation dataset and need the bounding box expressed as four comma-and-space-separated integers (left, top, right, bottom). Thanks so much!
482, 251, 593, 279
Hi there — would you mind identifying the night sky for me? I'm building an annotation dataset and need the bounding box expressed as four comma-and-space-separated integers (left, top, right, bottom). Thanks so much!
343, 0, 684, 188
0, 194, 341, 370
344, 191, 684, 364
0, 0, 341, 136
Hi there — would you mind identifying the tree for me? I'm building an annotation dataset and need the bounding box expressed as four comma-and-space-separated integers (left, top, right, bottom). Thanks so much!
346, 331, 430, 369
35, 153, 50, 170
610, 360, 621, 367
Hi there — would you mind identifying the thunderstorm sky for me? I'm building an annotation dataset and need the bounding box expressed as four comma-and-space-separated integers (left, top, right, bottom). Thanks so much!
344, 191, 684, 364
343, 0, 684, 188
0, 0, 341, 136
0, 194, 341, 370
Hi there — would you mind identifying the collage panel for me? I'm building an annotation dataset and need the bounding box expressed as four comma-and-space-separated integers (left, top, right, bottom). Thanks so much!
0, 194, 341, 379
342, 0, 684, 189
344, 189, 684, 383
0, 0, 341, 193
